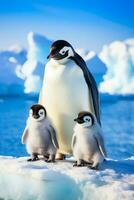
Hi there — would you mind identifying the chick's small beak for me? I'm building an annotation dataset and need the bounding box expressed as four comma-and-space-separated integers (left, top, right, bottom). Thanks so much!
74, 117, 83, 124
33, 115, 39, 119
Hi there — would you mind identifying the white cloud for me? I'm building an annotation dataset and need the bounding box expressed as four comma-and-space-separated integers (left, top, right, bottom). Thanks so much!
99, 39, 134, 94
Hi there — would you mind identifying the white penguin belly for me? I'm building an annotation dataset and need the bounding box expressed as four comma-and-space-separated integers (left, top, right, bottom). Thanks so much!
41, 60, 94, 154
26, 134, 47, 155
73, 133, 98, 162
26, 123, 50, 155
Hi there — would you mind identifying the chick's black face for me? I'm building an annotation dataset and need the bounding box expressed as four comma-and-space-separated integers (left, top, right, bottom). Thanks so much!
30, 104, 46, 121
47, 40, 74, 60
74, 111, 94, 126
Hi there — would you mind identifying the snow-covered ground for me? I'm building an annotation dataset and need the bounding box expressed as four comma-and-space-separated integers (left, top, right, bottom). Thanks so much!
0, 156, 134, 200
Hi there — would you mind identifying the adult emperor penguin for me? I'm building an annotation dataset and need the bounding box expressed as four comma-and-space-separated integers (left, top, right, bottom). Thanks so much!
72, 111, 107, 169
39, 40, 101, 159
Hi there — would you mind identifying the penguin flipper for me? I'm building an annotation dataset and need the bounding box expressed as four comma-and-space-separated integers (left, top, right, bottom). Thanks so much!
21, 127, 29, 144
94, 133, 107, 158
49, 126, 59, 149
70, 53, 101, 125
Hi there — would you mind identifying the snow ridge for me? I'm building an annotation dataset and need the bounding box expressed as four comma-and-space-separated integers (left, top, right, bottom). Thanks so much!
0, 156, 134, 200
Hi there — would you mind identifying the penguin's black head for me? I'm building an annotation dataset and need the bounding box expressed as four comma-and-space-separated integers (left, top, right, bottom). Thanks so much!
74, 111, 94, 127
47, 40, 74, 63
29, 104, 46, 121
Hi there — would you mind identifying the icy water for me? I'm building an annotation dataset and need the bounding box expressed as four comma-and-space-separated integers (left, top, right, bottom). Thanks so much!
0, 96, 133, 160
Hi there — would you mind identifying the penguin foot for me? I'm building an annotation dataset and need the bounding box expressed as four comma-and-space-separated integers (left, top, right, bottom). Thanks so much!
89, 164, 99, 170
43, 154, 49, 160
73, 161, 85, 167
45, 154, 55, 163
45, 159, 55, 163
73, 162, 77, 167
27, 157, 39, 162
27, 153, 39, 162
80, 160, 93, 167
44, 158, 48, 162
73, 163, 85, 167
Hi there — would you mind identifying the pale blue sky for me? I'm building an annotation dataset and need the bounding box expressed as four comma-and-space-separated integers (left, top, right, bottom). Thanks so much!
0, 0, 134, 52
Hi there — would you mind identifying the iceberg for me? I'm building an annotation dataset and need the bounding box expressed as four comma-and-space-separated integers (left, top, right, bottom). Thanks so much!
0, 32, 53, 96
0, 156, 134, 200
0, 45, 27, 95
99, 39, 134, 95
17, 32, 53, 94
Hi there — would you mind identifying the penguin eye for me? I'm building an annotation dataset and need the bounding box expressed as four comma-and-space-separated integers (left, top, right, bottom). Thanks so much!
84, 116, 91, 122
60, 50, 66, 55
39, 109, 44, 115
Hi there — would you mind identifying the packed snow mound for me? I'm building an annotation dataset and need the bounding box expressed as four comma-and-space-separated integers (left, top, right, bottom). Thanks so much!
17, 32, 53, 94
99, 39, 134, 94
0, 46, 27, 95
0, 156, 134, 200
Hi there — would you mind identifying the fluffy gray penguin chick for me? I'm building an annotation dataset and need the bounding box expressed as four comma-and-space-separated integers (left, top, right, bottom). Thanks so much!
72, 111, 107, 169
22, 104, 59, 162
